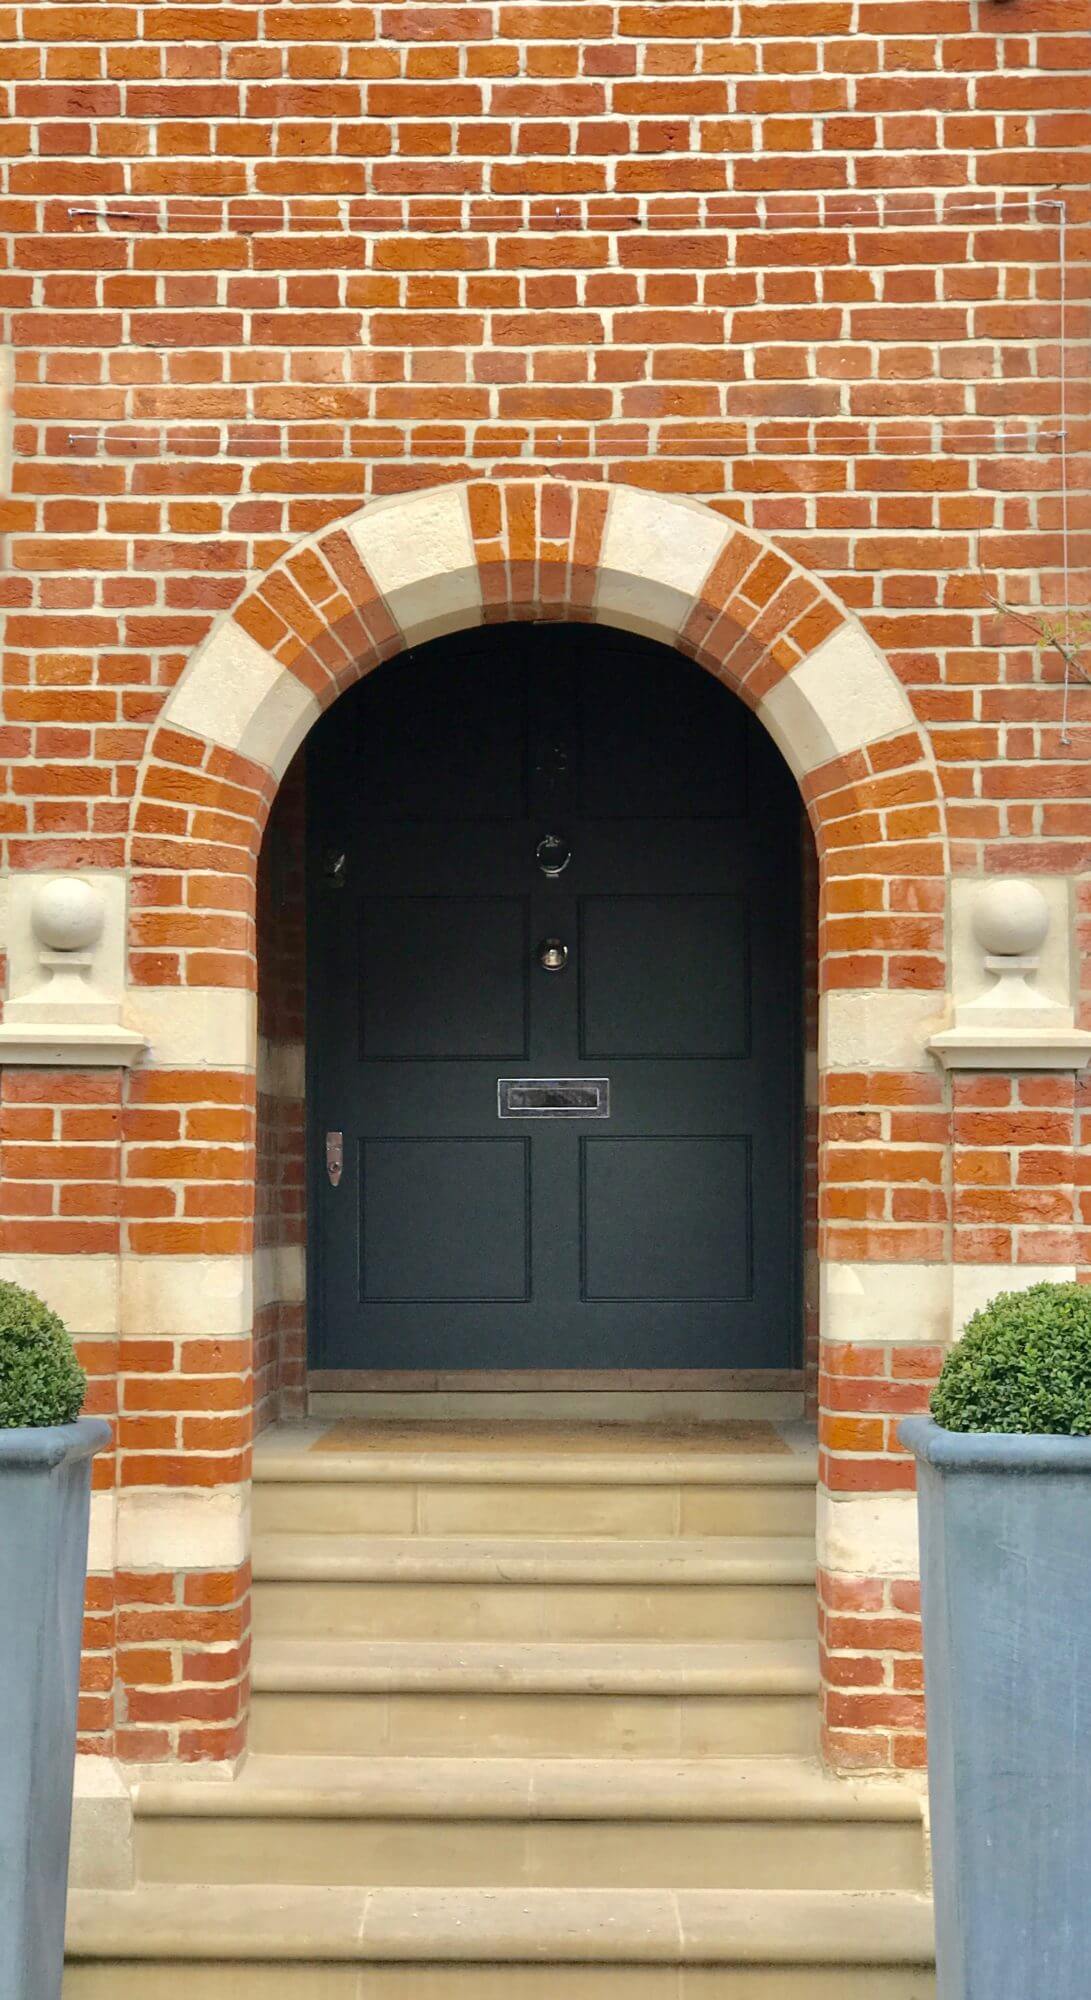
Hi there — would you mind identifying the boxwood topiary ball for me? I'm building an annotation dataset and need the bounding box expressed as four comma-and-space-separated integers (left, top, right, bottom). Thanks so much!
931, 1280, 1091, 1436
0, 1280, 87, 1429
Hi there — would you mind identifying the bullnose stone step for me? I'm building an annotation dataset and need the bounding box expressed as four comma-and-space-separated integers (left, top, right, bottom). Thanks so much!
252, 1441, 819, 1540
253, 1635, 821, 1694
254, 1533, 818, 1586
249, 1637, 821, 1758
133, 1753, 927, 1893
251, 1532, 818, 1641
64, 1883, 935, 1998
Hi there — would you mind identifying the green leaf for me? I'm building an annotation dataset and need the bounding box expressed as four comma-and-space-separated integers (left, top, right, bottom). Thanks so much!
931, 1282, 1091, 1436
0, 1280, 87, 1429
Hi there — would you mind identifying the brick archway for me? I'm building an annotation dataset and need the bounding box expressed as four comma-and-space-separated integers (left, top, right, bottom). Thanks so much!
115, 478, 950, 1772
131, 478, 946, 1002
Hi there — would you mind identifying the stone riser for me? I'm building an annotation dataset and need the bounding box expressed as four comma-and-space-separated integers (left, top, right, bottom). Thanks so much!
252, 1483, 816, 1542
136, 1813, 923, 1893
250, 1691, 818, 1759
65, 1880, 935, 1997
251, 1580, 818, 1643
65, 1965, 936, 1998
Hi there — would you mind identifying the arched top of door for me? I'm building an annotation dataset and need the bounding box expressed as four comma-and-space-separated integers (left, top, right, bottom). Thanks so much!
129, 478, 948, 993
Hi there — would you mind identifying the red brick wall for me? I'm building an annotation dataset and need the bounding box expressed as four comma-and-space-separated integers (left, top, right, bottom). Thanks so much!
1, 0, 1088, 1772
4, 5, 1085, 890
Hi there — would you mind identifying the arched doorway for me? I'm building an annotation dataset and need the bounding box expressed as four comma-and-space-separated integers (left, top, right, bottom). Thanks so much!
305, 622, 803, 1383
121, 476, 947, 1772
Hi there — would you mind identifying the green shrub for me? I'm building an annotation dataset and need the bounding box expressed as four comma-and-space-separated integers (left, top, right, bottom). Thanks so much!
931, 1281, 1091, 1435
0, 1281, 86, 1429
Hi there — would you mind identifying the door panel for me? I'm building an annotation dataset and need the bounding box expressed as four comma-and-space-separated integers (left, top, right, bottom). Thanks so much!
581, 1137, 752, 1303
578, 895, 749, 1059
308, 623, 801, 1374
359, 897, 530, 1060
576, 648, 750, 819
352, 648, 529, 821
359, 1139, 530, 1303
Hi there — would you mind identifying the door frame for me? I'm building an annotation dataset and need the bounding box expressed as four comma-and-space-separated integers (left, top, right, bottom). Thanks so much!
302, 622, 807, 1388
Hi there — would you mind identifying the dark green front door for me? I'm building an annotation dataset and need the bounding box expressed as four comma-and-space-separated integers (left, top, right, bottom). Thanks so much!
307, 623, 801, 1374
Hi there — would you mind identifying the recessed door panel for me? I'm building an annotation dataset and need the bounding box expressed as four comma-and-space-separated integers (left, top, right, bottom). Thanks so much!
581, 1136, 752, 1302
579, 895, 749, 1059
577, 643, 749, 819
309, 623, 801, 1374
360, 1138, 530, 1303
352, 649, 529, 821
359, 896, 530, 1060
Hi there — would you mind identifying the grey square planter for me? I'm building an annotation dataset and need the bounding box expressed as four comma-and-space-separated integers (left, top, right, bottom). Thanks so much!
902, 1415, 1091, 2000
0, 1418, 111, 2000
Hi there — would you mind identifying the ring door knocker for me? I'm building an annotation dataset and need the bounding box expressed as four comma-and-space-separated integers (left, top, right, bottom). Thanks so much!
536, 834, 571, 878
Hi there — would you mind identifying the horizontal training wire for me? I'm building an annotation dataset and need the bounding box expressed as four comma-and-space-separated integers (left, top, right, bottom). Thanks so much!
58, 428, 1069, 452
59, 195, 1069, 227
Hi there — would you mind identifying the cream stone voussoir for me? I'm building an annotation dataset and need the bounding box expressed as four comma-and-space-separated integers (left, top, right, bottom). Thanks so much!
163, 619, 319, 778
758, 624, 915, 779
347, 485, 482, 646
595, 486, 730, 643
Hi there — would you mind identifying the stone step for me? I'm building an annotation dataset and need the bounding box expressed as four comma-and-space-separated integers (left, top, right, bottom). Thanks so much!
134, 1753, 926, 1893
65, 1884, 935, 1998
250, 1638, 820, 1758
252, 1446, 818, 1541
252, 1534, 817, 1641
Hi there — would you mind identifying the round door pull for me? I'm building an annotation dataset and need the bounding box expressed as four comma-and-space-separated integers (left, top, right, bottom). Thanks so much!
537, 937, 569, 973
536, 834, 572, 878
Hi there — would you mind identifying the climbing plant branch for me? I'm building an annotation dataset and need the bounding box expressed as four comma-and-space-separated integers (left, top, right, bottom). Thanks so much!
978, 579, 1091, 747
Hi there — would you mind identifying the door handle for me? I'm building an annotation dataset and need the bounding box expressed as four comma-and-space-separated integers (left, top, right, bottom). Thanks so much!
537, 937, 568, 972
325, 1131, 343, 1188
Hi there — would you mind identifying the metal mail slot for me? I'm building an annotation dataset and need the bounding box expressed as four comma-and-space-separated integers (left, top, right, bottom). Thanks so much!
498, 1077, 610, 1120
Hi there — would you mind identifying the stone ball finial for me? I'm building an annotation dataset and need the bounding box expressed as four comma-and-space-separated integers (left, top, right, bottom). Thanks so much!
31, 876, 105, 955
972, 878, 1050, 960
